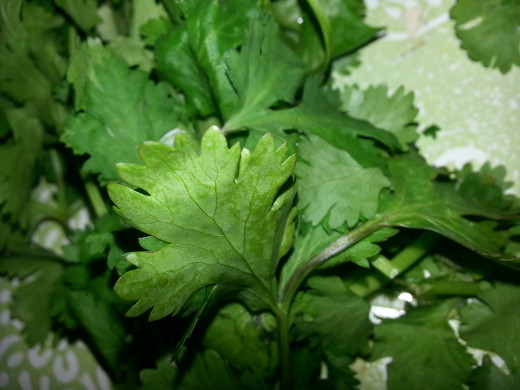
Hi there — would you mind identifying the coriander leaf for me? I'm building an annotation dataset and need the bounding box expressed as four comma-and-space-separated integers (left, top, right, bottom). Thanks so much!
139, 359, 177, 390
108, 128, 296, 320
203, 303, 278, 389
67, 39, 112, 111
225, 76, 401, 155
155, 27, 215, 116
372, 300, 474, 390
141, 350, 242, 390
224, 13, 305, 129
378, 153, 518, 259
54, 0, 99, 32
62, 54, 185, 182
306, 0, 381, 68
292, 276, 372, 355
0, 108, 43, 223
295, 134, 389, 228
459, 283, 520, 375
339, 84, 419, 150
468, 355, 520, 390
66, 291, 126, 372
181, 0, 257, 118
0, 256, 64, 346
451, 0, 520, 73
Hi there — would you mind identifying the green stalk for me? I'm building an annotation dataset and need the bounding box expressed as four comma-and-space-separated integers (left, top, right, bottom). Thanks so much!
279, 217, 383, 305
347, 231, 440, 297
276, 307, 292, 390
274, 219, 384, 389
85, 181, 108, 218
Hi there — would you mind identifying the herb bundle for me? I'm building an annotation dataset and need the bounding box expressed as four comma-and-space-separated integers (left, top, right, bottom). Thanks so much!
1, 1, 519, 389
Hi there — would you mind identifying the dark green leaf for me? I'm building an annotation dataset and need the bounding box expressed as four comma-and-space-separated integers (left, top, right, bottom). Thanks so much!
378, 153, 518, 258
460, 283, 520, 374
372, 300, 474, 390
451, 0, 520, 73
292, 276, 372, 354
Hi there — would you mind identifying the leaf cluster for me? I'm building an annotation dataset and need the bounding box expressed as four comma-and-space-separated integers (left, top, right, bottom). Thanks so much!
1, 1, 520, 390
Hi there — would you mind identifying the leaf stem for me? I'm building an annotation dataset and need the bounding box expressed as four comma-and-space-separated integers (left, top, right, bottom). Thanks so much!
84, 181, 108, 218
347, 231, 440, 297
279, 218, 383, 305
276, 307, 292, 390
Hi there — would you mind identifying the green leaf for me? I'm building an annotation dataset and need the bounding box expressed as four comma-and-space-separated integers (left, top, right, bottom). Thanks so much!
62, 54, 185, 182
372, 300, 474, 390
66, 291, 126, 371
295, 134, 389, 228
0, 257, 64, 346
292, 276, 372, 355
203, 303, 278, 389
181, 0, 257, 118
378, 153, 517, 259
54, 0, 99, 32
468, 355, 520, 390
225, 76, 401, 154
0, 108, 43, 223
155, 26, 215, 116
306, 0, 381, 68
224, 13, 305, 128
460, 283, 520, 375
138, 350, 243, 390
108, 128, 296, 320
339, 84, 419, 150
451, 0, 520, 73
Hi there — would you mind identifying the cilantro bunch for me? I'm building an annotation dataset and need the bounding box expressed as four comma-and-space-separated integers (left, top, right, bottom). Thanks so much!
1, 1, 520, 389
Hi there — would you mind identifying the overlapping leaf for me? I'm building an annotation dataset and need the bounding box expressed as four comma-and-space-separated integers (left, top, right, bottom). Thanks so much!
224, 14, 305, 129
292, 276, 372, 355
372, 300, 474, 390
62, 53, 185, 182
340, 84, 419, 149
108, 128, 296, 320
460, 283, 520, 376
296, 134, 389, 228
378, 153, 518, 258
155, 0, 256, 118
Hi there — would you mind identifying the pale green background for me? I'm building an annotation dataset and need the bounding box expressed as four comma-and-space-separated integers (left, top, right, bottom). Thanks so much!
335, 0, 520, 194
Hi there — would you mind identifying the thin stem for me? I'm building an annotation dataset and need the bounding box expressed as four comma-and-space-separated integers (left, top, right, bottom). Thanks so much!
347, 231, 440, 297
276, 307, 292, 390
279, 218, 383, 305
85, 181, 108, 218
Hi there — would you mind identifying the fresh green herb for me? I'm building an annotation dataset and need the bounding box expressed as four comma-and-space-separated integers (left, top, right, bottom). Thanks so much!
1, 1, 519, 389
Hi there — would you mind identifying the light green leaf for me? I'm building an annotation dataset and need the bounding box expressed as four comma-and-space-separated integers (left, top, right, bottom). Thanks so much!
372, 300, 474, 390
108, 128, 296, 320
295, 135, 389, 228
451, 0, 520, 73
62, 55, 185, 182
